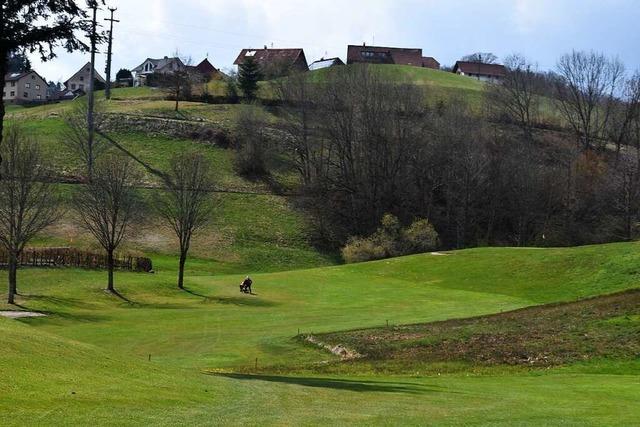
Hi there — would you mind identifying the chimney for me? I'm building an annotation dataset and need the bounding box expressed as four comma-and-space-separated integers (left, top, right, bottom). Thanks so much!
264, 45, 268, 50
164, 56, 168, 59
363, 42, 366, 47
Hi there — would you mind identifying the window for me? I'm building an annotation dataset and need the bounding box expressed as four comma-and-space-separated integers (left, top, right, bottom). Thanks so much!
31, 75, 35, 79
79, 84, 84, 90
71, 83, 76, 90
11, 81, 16, 87
37, 94, 42, 100
24, 92, 29, 98
80, 76, 84, 81
10, 91, 15, 97
25, 83, 31, 89
35, 84, 40, 90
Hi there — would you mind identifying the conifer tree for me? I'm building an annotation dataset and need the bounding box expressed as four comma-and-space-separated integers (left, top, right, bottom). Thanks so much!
238, 56, 262, 100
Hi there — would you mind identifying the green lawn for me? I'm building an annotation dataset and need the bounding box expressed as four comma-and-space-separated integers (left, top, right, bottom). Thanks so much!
1, 243, 639, 425
0, 74, 635, 425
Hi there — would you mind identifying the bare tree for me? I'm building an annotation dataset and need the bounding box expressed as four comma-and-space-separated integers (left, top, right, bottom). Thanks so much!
274, 71, 324, 186
486, 54, 541, 138
62, 98, 109, 177
462, 52, 498, 64
608, 72, 640, 162
155, 151, 214, 289
555, 50, 625, 151
233, 105, 271, 177
73, 155, 141, 294
158, 55, 201, 112
0, 126, 60, 304
314, 65, 428, 236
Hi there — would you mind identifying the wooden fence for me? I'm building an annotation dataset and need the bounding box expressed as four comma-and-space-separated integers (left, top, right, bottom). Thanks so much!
0, 247, 153, 273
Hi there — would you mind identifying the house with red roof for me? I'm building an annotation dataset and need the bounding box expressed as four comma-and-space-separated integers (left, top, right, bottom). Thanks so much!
346, 44, 440, 69
234, 47, 308, 78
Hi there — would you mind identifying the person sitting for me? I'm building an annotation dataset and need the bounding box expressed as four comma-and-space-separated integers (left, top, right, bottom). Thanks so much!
240, 276, 253, 294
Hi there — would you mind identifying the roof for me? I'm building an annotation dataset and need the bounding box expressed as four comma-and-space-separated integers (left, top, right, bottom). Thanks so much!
4, 70, 48, 83
453, 61, 507, 77
233, 48, 307, 69
309, 57, 345, 71
194, 58, 218, 74
132, 57, 184, 73
347, 45, 423, 66
422, 57, 440, 68
64, 62, 106, 85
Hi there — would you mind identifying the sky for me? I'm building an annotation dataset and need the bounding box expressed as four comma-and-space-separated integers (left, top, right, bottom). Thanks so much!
29, 0, 640, 83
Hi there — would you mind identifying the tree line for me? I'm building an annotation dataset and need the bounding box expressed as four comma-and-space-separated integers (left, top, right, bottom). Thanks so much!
259, 53, 640, 254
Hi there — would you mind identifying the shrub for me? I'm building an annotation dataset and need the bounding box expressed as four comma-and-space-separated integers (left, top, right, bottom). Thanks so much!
404, 219, 439, 253
342, 214, 439, 263
341, 237, 386, 264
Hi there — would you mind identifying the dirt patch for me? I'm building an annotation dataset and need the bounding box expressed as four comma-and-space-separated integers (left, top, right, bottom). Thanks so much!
305, 335, 363, 360
317, 288, 640, 367
0, 311, 47, 319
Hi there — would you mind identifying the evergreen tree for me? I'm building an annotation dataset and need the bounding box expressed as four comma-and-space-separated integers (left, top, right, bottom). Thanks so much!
238, 57, 262, 100
6, 50, 31, 73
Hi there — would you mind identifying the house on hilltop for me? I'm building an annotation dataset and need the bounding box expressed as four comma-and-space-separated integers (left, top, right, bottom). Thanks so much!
309, 57, 345, 71
3, 70, 49, 104
347, 44, 440, 69
452, 61, 506, 83
234, 47, 309, 78
65, 62, 106, 93
187, 58, 225, 81
132, 56, 185, 86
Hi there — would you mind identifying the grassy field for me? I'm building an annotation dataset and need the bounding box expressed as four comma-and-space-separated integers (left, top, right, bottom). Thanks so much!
0, 70, 634, 425
1, 243, 640, 425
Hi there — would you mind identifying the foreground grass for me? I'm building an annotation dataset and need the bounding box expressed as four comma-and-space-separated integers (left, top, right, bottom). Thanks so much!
1, 243, 640, 424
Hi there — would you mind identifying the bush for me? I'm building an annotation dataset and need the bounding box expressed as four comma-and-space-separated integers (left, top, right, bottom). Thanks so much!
341, 237, 386, 264
342, 214, 439, 263
404, 219, 439, 253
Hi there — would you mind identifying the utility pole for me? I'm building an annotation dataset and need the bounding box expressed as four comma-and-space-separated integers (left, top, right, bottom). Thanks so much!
104, 7, 119, 100
87, 2, 99, 180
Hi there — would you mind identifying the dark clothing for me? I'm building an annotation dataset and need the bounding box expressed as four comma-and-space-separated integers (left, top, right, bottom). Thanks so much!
240, 278, 252, 293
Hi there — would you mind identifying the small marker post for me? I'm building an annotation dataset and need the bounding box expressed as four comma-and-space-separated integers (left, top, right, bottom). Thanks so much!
148, 354, 151, 362
255, 358, 258, 370
386, 320, 389, 328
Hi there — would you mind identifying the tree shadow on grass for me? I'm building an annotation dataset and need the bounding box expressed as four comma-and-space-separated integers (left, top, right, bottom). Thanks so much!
183, 287, 278, 307
9, 301, 108, 323
211, 373, 448, 395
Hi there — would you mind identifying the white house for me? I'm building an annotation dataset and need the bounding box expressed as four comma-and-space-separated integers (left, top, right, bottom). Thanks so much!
131, 56, 185, 87
452, 61, 507, 83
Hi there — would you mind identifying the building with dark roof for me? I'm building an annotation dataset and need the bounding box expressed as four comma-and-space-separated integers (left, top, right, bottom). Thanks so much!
187, 58, 225, 81
64, 62, 106, 92
132, 56, 185, 86
234, 47, 308, 78
452, 61, 507, 83
347, 44, 440, 69
3, 70, 49, 104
